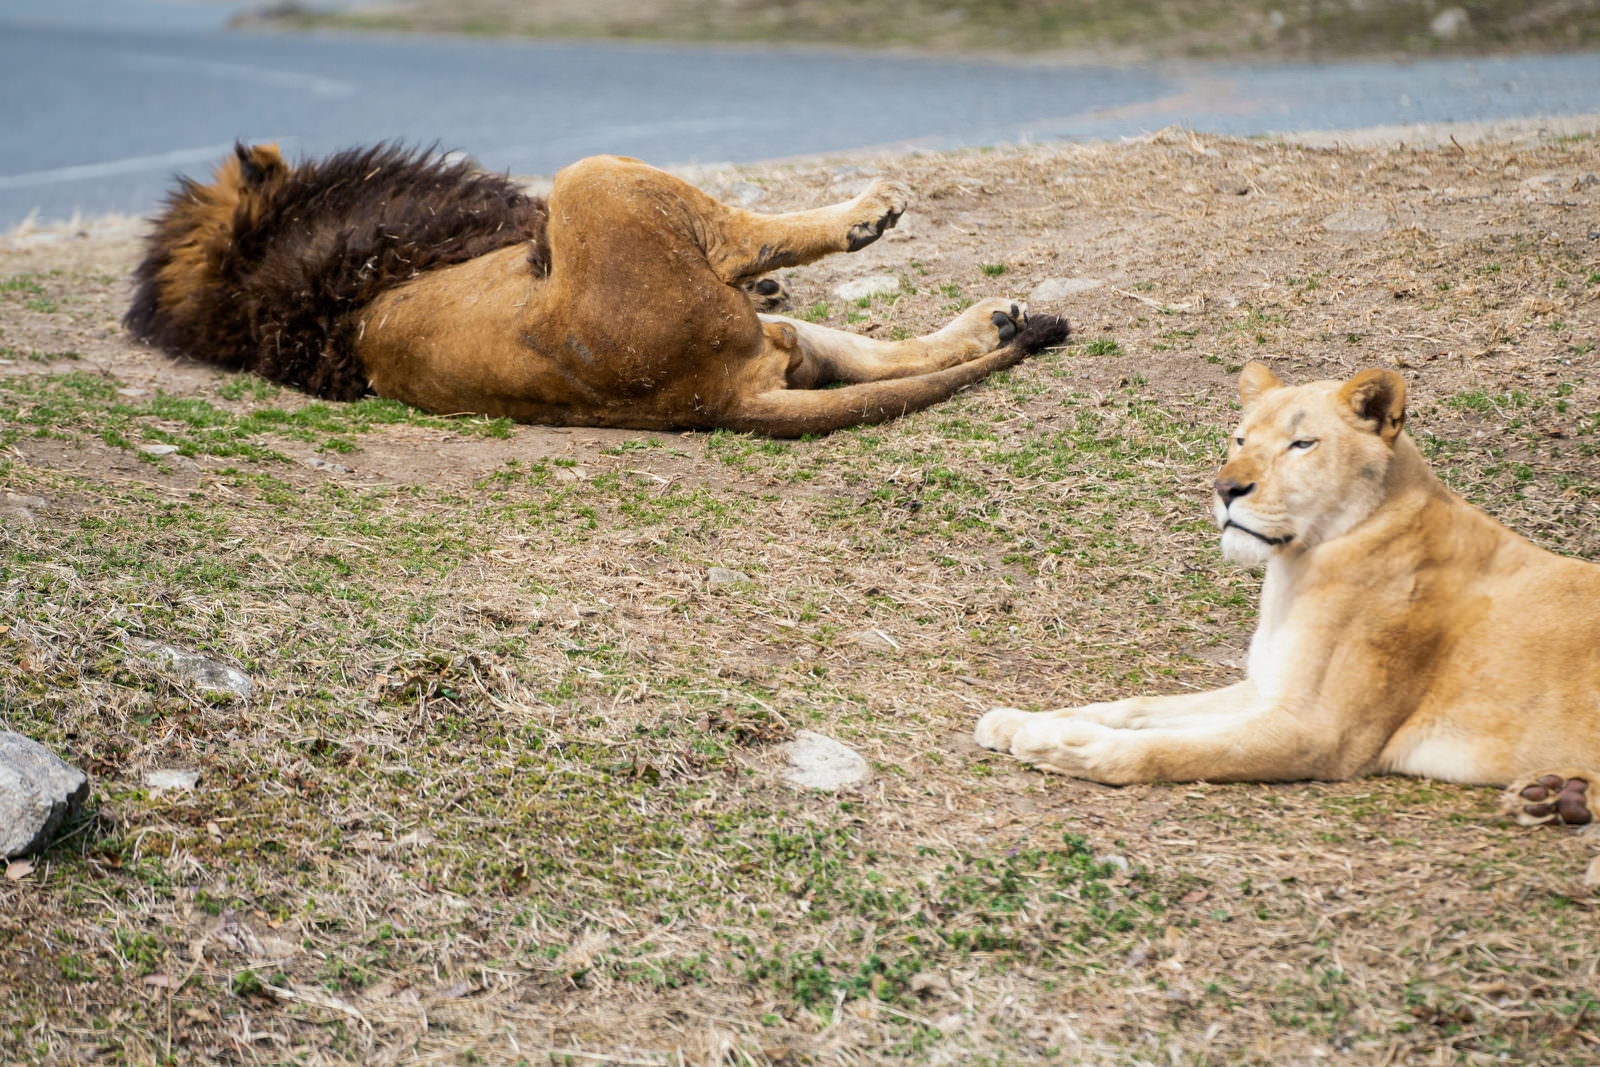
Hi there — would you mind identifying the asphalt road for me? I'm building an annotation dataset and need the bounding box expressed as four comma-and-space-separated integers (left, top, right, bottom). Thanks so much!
3, 0, 1598, 229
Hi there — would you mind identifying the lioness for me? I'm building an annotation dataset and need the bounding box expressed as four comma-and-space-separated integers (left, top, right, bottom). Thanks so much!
976, 363, 1600, 827
125, 144, 1067, 436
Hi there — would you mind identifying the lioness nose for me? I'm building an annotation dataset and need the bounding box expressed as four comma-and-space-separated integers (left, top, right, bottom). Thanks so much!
1215, 478, 1254, 503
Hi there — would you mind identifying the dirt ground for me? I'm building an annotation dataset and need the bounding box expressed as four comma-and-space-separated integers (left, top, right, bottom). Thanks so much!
3, 122, 1600, 1064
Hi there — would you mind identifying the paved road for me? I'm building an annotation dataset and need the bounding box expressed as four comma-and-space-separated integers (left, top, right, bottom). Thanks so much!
2, 0, 1598, 229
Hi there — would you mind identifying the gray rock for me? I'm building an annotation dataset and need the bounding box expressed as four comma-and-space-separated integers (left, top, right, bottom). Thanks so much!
827, 166, 878, 199
140, 444, 179, 457
720, 181, 767, 207
707, 566, 751, 587
779, 730, 872, 791
0, 491, 45, 524
0, 731, 90, 858
1028, 277, 1104, 304
834, 274, 901, 302
145, 769, 200, 792
1430, 7, 1469, 39
126, 638, 254, 699
1322, 209, 1393, 233
851, 628, 900, 651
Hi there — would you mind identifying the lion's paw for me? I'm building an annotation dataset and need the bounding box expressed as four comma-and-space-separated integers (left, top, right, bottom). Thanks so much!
974, 706, 1030, 752
845, 179, 911, 252
946, 298, 1029, 353
742, 275, 790, 311
1502, 769, 1599, 827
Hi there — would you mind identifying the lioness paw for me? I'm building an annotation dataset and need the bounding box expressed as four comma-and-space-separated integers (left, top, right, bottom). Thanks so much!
1010, 719, 1113, 774
974, 706, 1030, 751
1502, 770, 1599, 827
845, 179, 911, 252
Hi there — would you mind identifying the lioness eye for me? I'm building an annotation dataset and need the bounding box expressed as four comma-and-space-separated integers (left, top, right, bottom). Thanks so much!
1232, 436, 1244, 447
1289, 438, 1318, 452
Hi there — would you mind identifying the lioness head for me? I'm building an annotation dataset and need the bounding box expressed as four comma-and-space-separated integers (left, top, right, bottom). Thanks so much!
1213, 362, 1407, 567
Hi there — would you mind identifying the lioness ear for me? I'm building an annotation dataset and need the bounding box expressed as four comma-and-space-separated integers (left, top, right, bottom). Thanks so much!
1237, 362, 1284, 412
1337, 369, 1407, 443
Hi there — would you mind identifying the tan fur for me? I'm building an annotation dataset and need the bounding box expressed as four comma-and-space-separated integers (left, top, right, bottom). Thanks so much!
975, 363, 1600, 825
349, 155, 1058, 435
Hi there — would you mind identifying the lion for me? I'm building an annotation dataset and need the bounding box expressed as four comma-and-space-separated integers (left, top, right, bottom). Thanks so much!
124, 144, 1068, 437
975, 362, 1600, 828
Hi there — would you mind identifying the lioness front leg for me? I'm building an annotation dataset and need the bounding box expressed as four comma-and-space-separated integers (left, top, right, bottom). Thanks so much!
975, 682, 1258, 746
975, 690, 1340, 785
1501, 770, 1600, 826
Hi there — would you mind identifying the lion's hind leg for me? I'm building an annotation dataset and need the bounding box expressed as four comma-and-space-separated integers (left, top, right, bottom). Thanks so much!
769, 300, 1060, 386
1501, 769, 1600, 827
720, 310, 1067, 437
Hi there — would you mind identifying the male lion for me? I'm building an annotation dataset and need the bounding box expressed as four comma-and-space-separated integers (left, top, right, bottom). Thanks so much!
976, 363, 1600, 827
125, 144, 1067, 436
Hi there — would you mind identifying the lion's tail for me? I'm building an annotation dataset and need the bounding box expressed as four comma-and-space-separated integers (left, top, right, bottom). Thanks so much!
124, 143, 550, 401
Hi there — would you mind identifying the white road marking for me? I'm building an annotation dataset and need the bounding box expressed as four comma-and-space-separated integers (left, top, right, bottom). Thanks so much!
0, 144, 248, 190
124, 53, 356, 97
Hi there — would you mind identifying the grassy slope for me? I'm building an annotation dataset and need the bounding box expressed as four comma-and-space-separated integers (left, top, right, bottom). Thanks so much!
259, 0, 1600, 59
2, 131, 1600, 1064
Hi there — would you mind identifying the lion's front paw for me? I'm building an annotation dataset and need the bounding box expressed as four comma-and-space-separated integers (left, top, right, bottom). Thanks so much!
975, 706, 1030, 752
1502, 769, 1598, 827
845, 179, 910, 252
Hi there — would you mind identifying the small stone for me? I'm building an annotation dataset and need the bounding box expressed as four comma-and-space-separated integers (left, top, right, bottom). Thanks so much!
1430, 7, 1469, 39
720, 181, 767, 207
0, 731, 90, 858
140, 444, 179, 457
0, 491, 45, 524
826, 166, 878, 200
1028, 277, 1103, 304
850, 628, 899, 651
126, 638, 254, 699
833, 274, 901, 303
307, 457, 351, 473
1322, 209, 1393, 233
1098, 853, 1132, 873
779, 730, 871, 791
145, 769, 200, 792
707, 566, 750, 587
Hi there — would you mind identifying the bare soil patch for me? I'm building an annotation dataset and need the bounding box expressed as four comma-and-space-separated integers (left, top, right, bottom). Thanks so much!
3, 126, 1599, 1064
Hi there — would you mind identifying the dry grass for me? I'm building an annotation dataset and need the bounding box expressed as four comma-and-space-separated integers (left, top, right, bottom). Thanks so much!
254, 0, 1600, 59
3, 126, 1600, 1065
